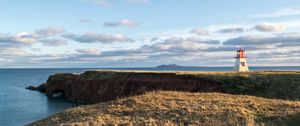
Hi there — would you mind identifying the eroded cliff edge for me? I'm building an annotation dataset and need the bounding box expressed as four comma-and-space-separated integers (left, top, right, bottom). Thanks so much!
27, 70, 300, 104
28, 71, 223, 104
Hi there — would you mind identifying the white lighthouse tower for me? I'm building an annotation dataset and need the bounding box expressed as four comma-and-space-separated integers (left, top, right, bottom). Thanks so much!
234, 49, 249, 72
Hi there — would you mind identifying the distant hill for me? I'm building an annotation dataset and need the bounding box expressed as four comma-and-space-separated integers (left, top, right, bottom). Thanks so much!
156, 64, 183, 68
156, 64, 198, 70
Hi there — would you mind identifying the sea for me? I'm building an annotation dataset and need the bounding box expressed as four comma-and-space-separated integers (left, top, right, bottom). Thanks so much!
1, 66, 300, 126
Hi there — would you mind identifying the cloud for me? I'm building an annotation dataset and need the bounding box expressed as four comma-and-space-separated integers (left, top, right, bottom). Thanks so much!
79, 18, 92, 23
252, 7, 300, 18
40, 39, 68, 46
0, 26, 66, 52
3, 33, 300, 67
142, 37, 220, 53
59, 36, 222, 64
76, 48, 101, 55
29, 48, 103, 64
0, 32, 38, 47
145, 36, 257, 53
103, 19, 139, 28
217, 27, 245, 33
1, 23, 300, 67
224, 35, 272, 45
127, 0, 149, 4
12, 45, 300, 67
150, 37, 160, 42
223, 34, 300, 47
190, 28, 209, 35
0, 47, 27, 56
30, 48, 42, 52
35, 27, 65, 37
0, 26, 67, 48
62, 32, 133, 43
254, 23, 286, 32
87, 0, 111, 6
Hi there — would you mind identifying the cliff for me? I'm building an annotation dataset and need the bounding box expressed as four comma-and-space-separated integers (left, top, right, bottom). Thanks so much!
31, 71, 223, 104
28, 70, 300, 104
27, 91, 300, 126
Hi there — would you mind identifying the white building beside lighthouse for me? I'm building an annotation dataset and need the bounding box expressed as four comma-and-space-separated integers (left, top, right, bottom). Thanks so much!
234, 49, 249, 72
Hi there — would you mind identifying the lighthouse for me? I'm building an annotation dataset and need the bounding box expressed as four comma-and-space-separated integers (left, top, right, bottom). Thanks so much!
234, 49, 249, 72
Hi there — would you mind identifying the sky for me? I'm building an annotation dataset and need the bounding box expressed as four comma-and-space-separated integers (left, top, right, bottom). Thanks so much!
0, 0, 300, 68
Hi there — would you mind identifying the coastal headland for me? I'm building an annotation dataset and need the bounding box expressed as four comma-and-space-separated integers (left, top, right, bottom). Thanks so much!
27, 70, 300, 125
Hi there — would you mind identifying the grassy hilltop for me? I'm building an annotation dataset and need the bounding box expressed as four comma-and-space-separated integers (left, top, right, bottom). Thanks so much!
83, 70, 300, 100
28, 91, 300, 126
27, 70, 300, 125
189, 71, 300, 100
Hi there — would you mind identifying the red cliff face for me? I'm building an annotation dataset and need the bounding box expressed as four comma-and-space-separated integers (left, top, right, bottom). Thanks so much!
41, 71, 223, 104
45, 73, 79, 96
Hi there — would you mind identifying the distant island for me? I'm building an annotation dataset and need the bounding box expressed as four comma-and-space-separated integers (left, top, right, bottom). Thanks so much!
156, 64, 184, 68
156, 64, 203, 69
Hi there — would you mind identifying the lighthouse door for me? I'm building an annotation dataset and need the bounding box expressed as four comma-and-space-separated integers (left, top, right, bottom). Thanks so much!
241, 62, 245, 66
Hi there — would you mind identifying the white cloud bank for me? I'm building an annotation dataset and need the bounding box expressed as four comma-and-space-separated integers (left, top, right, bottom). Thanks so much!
1, 22, 300, 67
62, 32, 133, 43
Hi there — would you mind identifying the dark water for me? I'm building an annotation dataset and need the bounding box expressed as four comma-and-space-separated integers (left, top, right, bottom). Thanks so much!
1, 67, 300, 126
0, 68, 94, 126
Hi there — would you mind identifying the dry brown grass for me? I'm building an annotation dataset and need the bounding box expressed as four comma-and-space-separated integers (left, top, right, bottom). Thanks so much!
27, 91, 300, 126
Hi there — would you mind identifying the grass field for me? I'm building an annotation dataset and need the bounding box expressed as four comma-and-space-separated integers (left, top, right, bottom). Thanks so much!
28, 91, 300, 126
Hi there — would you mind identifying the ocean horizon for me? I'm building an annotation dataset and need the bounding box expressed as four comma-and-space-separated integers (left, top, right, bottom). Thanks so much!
1, 66, 300, 71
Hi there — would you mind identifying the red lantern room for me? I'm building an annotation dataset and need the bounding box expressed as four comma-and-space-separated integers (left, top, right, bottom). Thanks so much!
235, 49, 246, 58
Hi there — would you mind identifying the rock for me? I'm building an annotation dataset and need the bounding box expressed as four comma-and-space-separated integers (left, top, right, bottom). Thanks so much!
26, 82, 48, 92
45, 73, 79, 97
25, 86, 38, 90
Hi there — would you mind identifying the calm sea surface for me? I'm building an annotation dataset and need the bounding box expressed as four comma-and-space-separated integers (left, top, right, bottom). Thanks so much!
1, 67, 300, 126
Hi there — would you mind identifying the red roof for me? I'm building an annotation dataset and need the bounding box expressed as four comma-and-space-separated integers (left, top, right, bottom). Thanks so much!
237, 49, 245, 52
